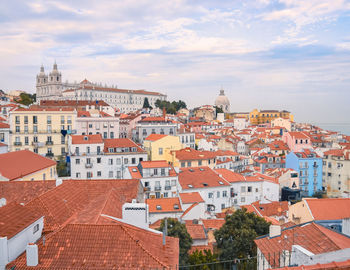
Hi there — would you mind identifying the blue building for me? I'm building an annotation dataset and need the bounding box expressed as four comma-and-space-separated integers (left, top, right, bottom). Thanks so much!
286, 149, 323, 197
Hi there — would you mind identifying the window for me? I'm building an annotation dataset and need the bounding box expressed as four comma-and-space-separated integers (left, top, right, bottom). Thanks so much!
208, 192, 213, 198
24, 136, 29, 145
154, 169, 158, 175
108, 159, 113, 165
89, 124, 93, 128
241, 197, 245, 203
248, 186, 252, 192
33, 136, 38, 143
241, 186, 246, 192
116, 158, 121, 165
47, 116, 51, 124
198, 160, 202, 166
171, 180, 176, 186
161, 168, 165, 176
76, 159, 80, 164
33, 224, 39, 234
187, 161, 192, 167
87, 172, 92, 178
24, 116, 28, 124
124, 158, 128, 164
103, 132, 107, 139
97, 157, 101, 163
61, 136, 65, 144
163, 192, 168, 198
159, 148, 163, 155
151, 129, 156, 134
117, 171, 121, 178
221, 204, 225, 210
110, 132, 114, 139
47, 125, 52, 133
223, 191, 227, 197
181, 162, 186, 167
43, 173, 46, 180
15, 116, 20, 124
217, 191, 220, 198
87, 146, 90, 154
86, 158, 91, 164
33, 125, 38, 133
61, 147, 65, 154
109, 171, 113, 178
15, 126, 20, 133
33, 116, 38, 124
67, 116, 72, 124
61, 116, 65, 124
295, 139, 298, 144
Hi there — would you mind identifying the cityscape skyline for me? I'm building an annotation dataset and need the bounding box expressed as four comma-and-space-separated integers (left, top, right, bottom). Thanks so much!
0, 0, 350, 125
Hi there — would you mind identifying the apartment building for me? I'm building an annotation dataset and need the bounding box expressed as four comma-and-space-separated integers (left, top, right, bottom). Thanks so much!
9, 107, 77, 158
68, 134, 147, 179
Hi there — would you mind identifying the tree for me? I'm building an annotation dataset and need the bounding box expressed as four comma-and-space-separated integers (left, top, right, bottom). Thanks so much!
16, 93, 35, 106
154, 99, 187, 114
56, 155, 69, 177
188, 249, 218, 269
214, 208, 270, 261
143, 97, 151, 109
158, 218, 193, 265
214, 106, 224, 117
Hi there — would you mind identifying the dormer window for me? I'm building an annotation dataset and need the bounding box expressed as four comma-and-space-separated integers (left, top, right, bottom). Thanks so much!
174, 204, 179, 210
156, 205, 162, 210
84, 136, 88, 141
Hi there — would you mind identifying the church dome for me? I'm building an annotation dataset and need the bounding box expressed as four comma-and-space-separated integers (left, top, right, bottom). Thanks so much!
215, 89, 230, 113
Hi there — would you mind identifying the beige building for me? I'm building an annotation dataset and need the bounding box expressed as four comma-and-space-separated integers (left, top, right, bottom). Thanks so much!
271, 117, 293, 132
143, 134, 183, 162
9, 107, 77, 158
0, 150, 57, 181
323, 149, 350, 197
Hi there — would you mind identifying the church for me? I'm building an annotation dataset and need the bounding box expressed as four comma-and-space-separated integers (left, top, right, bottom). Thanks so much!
36, 63, 167, 113
215, 89, 230, 113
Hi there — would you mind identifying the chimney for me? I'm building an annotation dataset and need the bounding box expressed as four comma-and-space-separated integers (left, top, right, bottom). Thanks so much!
163, 218, 167, 246
56, 178, 63, 187
162, 107, 166, 119
269, 225, 281, 238
26, 243, 38, 267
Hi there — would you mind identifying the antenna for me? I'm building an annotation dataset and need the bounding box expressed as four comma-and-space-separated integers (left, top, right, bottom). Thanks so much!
163, 218, 167, 246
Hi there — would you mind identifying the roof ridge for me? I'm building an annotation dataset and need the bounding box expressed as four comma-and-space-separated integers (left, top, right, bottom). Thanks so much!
119, 223, 168, 268
314, 223, 350, 249
92, 189, 114, 224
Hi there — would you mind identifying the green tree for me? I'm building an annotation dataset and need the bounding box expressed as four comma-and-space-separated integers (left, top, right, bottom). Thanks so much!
17, 93, 35, 106
158, 218, 193, 265
56, 155, 69, 177
154, 99, 187, 114
214, 208, 270, 261
214, 106, 224, 117
188, 249, 218, 269
143, 97, 151, 108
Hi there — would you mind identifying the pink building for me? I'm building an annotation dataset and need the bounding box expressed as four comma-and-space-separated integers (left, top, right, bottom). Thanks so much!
119, 113, 143, 139
282, 131, 312, 152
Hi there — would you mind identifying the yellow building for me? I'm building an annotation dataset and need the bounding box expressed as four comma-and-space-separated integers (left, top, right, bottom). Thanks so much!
143, 134, 183, 162
170, 148, 216, 169
0, 150, 57, 181
249, 109, 293, 125
9, 107, 77, 158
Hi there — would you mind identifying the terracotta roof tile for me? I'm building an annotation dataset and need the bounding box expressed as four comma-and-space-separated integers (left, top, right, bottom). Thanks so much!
0, 122, 9, 128
8, 223, 179, 269
104, 138, 145, 153
146, 197, 183, 213
141, 160, 169, 168
144, 134, 168, 141
179, 167, 230, 190
185, 223, 207, 240
274, 259, 350, 270
71, 134, 103, 144
202, 219, 225, 230
305, 198, 350, 220
0, 150, 56, 181
179, 192, 204, 204
0, 202, 42, 239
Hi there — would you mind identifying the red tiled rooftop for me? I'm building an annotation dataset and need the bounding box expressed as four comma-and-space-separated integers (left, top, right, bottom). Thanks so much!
0, 122, 9, 128
179, 167, 230, 190
275, 259, 350, 270
140, 116, 166, 122
287, 131, 310, 139
8, 222, 179, 269
305, 198, 350, 220
104, 138, 145, 153
202, 219, 225, 230
141, 160, 169, 168
0, 150, 56, 181
185, 223, 207, 240
144, 134, 168, 141
179, 192, 204, 204
146, 197, 183, 213
71, 134, 103, 144
0, 202, 42, 239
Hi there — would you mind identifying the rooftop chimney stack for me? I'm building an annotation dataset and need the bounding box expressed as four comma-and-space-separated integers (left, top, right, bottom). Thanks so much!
26, 243, 38, 267
163, 218, 168, 246
269, 225, 281, 238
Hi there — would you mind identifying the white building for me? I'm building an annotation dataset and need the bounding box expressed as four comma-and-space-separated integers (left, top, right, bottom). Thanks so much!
127, 160, 179, 199
133, 116, 177, 144
76, 110, 120, 139
178, 167, 233, 214
68, 134, 148, 179
0, 203, 43, 270
177, 131, 196, 149
216, 169, 280, 206
0, 122, 9, 152
234, 117, 248, 130
36, 64, 167, 113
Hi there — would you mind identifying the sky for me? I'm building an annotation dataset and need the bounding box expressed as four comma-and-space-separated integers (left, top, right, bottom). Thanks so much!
0, 0, 350, 125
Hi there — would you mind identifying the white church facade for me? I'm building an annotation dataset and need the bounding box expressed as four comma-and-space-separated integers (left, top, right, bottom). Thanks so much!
36, 63, 167, 113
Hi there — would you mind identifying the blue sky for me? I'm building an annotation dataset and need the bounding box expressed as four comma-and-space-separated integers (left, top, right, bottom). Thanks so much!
0, 0, 350, 124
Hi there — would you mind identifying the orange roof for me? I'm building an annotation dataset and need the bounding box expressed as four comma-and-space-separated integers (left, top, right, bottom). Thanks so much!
185, 223, 207, 240
214, 168, 246, 183
24, 179, 141, 232
202, 219, 225, 230
0, 202, 43, 239
243, 201, 288, 217
0, 180, 56, 205
174, 148, 216, 161
179, 167, 230, 189
141, 160, 169, 168
305, 198, 350, 220
0, 122, 9, 128
77, 111, 91, 117
189, 243, 214, 255
0, 150, 56, 181
9, 223, 179, 269
179, 192, 204, 204
139, 116, 166, 122
275, 259, 350, 270
146, 197, 183, 213
40, 99, 109, 107
144, 134, 168, 141
255, 222, 350, 268
103, 138, 145, 153
287, 131, 310, 139
71, 134, 103, 144
128, 166, 142, 179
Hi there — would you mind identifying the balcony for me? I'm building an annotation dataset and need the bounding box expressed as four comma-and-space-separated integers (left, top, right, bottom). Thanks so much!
46, 141, 54, 145
13, 142, 22, 146
45, 153, 54, 158
313, 164, 319, 168
165, 185, 171, 190
85, 163, 93, 168
155, 186, 162, 191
